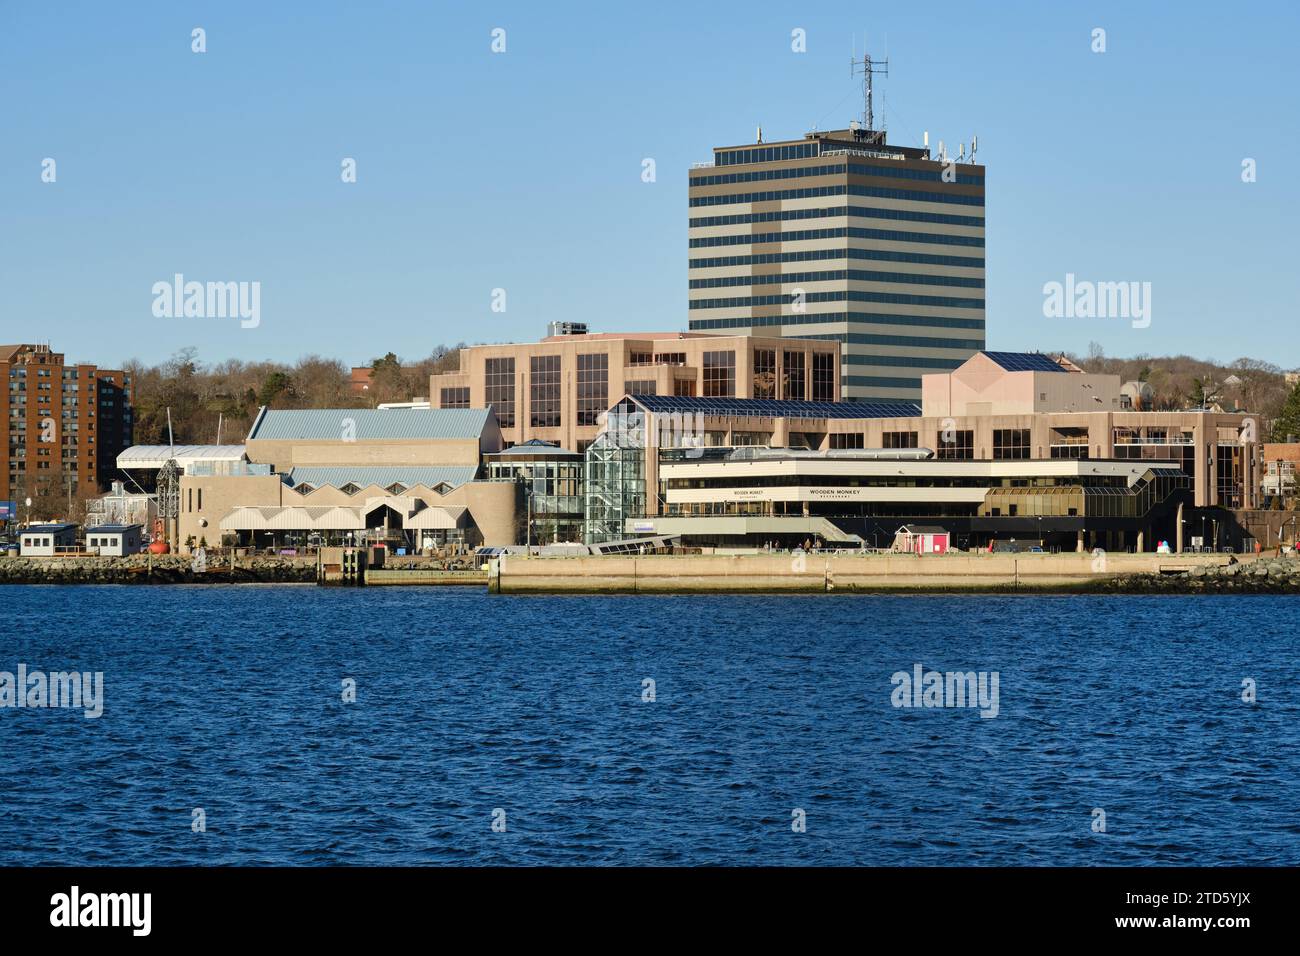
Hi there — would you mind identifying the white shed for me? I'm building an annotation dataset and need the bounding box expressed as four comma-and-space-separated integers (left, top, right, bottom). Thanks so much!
19, 524, 79, 557
84, 524, 145, 557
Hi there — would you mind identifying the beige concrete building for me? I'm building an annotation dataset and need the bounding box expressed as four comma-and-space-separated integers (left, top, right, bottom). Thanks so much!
588, 352, 1262, 551
686, 127, 985, 402
427, 327, 841, 452
178, 472, 517, 551
171, 407, 518, 551
922, 351, 1118, 416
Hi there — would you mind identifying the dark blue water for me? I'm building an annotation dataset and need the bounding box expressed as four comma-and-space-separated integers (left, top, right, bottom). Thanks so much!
1, 585, 1297, 866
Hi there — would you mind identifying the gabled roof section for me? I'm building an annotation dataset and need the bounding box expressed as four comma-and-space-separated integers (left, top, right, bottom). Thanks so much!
247, 407, 493, 441
978, 351, 1066, 373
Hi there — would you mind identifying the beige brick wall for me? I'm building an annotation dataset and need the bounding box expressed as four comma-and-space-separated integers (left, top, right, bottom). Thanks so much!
178, 474, 519, 550
245, 436, 485, 469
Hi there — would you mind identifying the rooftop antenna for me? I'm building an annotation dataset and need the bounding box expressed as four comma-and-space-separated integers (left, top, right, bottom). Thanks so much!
850, 37, 889, 132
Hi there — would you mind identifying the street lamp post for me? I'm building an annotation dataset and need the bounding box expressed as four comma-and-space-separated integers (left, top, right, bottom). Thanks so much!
524, 482, 533, 553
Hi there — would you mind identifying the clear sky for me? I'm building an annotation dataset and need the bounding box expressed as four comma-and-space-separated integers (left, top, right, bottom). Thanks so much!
2, 1, 1296, 370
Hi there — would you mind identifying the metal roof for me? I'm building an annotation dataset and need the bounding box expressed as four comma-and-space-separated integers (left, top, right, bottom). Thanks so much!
248, 407, 492, 441
117, 445, 247, 469
487, 439, 582, 458
979, 351, 1066, 373
285, 466, 479, 491
84, 524, 143, 533
623, 395, 921, 420
22, 523, 77, 533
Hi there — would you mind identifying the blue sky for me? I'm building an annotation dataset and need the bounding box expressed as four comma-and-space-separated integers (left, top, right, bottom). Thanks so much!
2, 1, 1296, 370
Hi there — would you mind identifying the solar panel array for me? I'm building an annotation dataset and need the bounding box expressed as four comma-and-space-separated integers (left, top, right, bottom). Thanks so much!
980, 351, 1065, 373
629, 395, 921, 420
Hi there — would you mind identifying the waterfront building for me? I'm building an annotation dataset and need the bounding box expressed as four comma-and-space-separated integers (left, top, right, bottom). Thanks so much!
686, 127, 985, 403
649, 447, 1190, 552
18, 522, 78, 556
1, 343, 134, 503
84, 523, 145, 556
586, 352, 1260, 551
157, 407, 517, 552
483, 440, 584, 545
427, 326, 841, 453
583, 394, 920, 543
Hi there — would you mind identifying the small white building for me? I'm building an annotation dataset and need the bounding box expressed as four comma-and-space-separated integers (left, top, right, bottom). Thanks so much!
84, 524, 145, 557
19, 524, 79, 556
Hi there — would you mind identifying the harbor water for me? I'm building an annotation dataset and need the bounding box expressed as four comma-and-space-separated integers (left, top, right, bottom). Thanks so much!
1, 585, 1296, 865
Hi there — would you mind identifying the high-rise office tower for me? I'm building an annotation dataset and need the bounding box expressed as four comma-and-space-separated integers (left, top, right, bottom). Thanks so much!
687, 90, 985, 403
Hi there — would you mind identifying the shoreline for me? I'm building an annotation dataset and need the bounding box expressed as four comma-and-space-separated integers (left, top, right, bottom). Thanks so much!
6, 552, 1300, 594
488, 552, 1300, 596
0, 554, 316, 586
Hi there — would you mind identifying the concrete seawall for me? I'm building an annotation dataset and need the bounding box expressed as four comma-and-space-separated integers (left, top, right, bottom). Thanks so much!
365, 569, 486, 586
488, 552, 1272, 594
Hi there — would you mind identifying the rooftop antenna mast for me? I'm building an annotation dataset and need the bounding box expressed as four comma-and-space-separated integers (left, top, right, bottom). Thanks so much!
850, 38, 889, 132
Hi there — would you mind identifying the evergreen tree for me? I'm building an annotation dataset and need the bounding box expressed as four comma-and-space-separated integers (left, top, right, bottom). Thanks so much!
1272, 380, 1300, 442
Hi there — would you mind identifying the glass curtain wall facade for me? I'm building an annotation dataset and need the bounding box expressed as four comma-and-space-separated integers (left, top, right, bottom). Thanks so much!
486, 452, 584, 544
583, 402, 647, 543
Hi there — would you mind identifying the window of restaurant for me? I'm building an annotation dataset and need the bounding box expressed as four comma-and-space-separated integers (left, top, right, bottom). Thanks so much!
993, 429, 1031, 460
935, 429, 974, 459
